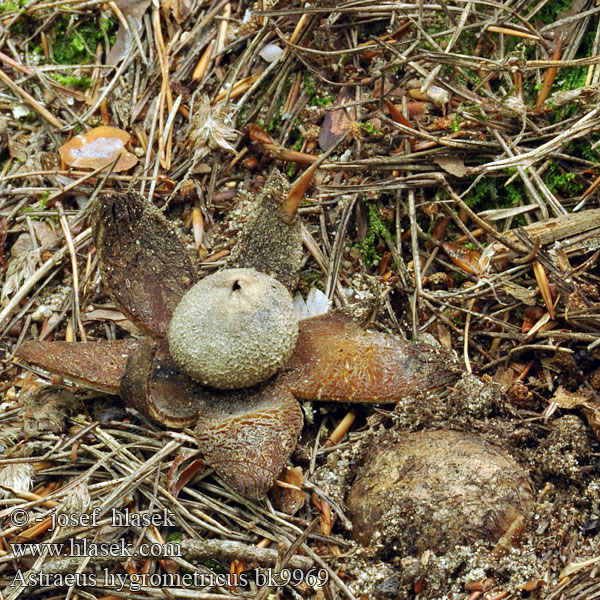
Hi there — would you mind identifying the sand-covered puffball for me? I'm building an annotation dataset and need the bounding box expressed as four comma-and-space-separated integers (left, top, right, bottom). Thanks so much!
167, 268, 298, 389
347, 429, 535, 555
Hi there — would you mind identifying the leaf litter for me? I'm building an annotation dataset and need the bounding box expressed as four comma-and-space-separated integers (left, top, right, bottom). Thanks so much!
0, 1, 600, 599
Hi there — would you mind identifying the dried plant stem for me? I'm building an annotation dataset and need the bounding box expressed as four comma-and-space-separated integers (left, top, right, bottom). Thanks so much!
0, 69, 62, 128
56, 202, 85, 342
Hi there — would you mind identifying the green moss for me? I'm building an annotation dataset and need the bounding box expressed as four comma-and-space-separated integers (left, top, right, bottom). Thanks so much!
360, 121, 382, 136
302, 270, 325, 290
547, 28, 592, 117
464, 179, 498, 208
542, 161, 582, 195
19, 195, 52, 219
462, 174, 524, 218
357, 201, 392, 266
50, 72, 93, 91
17, 110, 36, 123
568, 135, 600, 163
504, 183, 521, 206
285, 163, 297, 178
266, 103, 283, 133
1, 0, 33, 34
538, 0, 572, 24
0, 0, 26, 13
450, 113, 461, 133
304, 74, 332, 107
51, 15, 117, 65
291, 133, 304, 151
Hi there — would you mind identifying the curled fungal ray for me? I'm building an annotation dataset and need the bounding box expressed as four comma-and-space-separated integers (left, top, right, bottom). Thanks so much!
226, 169, 303, 291
284, 313, 461, 402
16, 340, 143, 394
93, 192, 199, 338
193, 379, 304, 499
120, 339, 200, 429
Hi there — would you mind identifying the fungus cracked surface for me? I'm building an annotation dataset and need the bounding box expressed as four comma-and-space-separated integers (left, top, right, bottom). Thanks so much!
168, 268, 298, 388
17, 172, 462, 499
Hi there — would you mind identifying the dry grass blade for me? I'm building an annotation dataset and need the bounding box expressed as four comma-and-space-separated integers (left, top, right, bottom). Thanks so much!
533, 260, 555, 320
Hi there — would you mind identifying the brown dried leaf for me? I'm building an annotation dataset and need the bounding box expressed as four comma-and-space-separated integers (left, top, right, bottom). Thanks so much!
93, 192, 200, 337
171, 0, 193, 22
108, 0, 151, 65
269, 466, 306, 515
248, 123, 277, 147
434, 156, 468, 177
11, 221, 59, 258
441, 242, 481, 275
384, 98, 414, 129
319, 89, 354, 151
83, 308, 129, 322
502, 280, 538, 305
284, 313, 461, 403
20, 385, 73, 437
169, 459, 205, 498
552, 386, 593, 410
533, 261, 555, 320
522, 579, 545, 592
282, 162, 318, 220
59, 126, 137, 172
558, 556, 600, 580
552, 386, 600, 442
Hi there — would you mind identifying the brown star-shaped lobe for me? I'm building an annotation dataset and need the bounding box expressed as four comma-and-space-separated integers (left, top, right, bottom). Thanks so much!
92, 192, 200, 338
16, 339, 143, 394
285, 313, 461, 402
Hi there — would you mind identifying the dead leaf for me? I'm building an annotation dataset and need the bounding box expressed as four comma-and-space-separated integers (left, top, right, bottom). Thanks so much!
385, 98, 414, 129
533, 261, 555, 320
522, 579, 545, 592
434, 156, 467, 177
269, 466, 306, 515
108, 0, 151, 65
441, 242, 481, 275
11, 221, 59, 257
168, 458, 206, 499
171, 0, 193, 23
502, 280, 538, 305
558, 556, 600, 580
319, 89, 354, 151
59, 126, 138, 172
552, 386, 600, 442
83, 308, 128, 322
491, 367, 515, 392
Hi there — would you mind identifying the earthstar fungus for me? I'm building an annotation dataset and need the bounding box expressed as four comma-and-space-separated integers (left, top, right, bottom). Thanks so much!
16, 170, 461, 499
